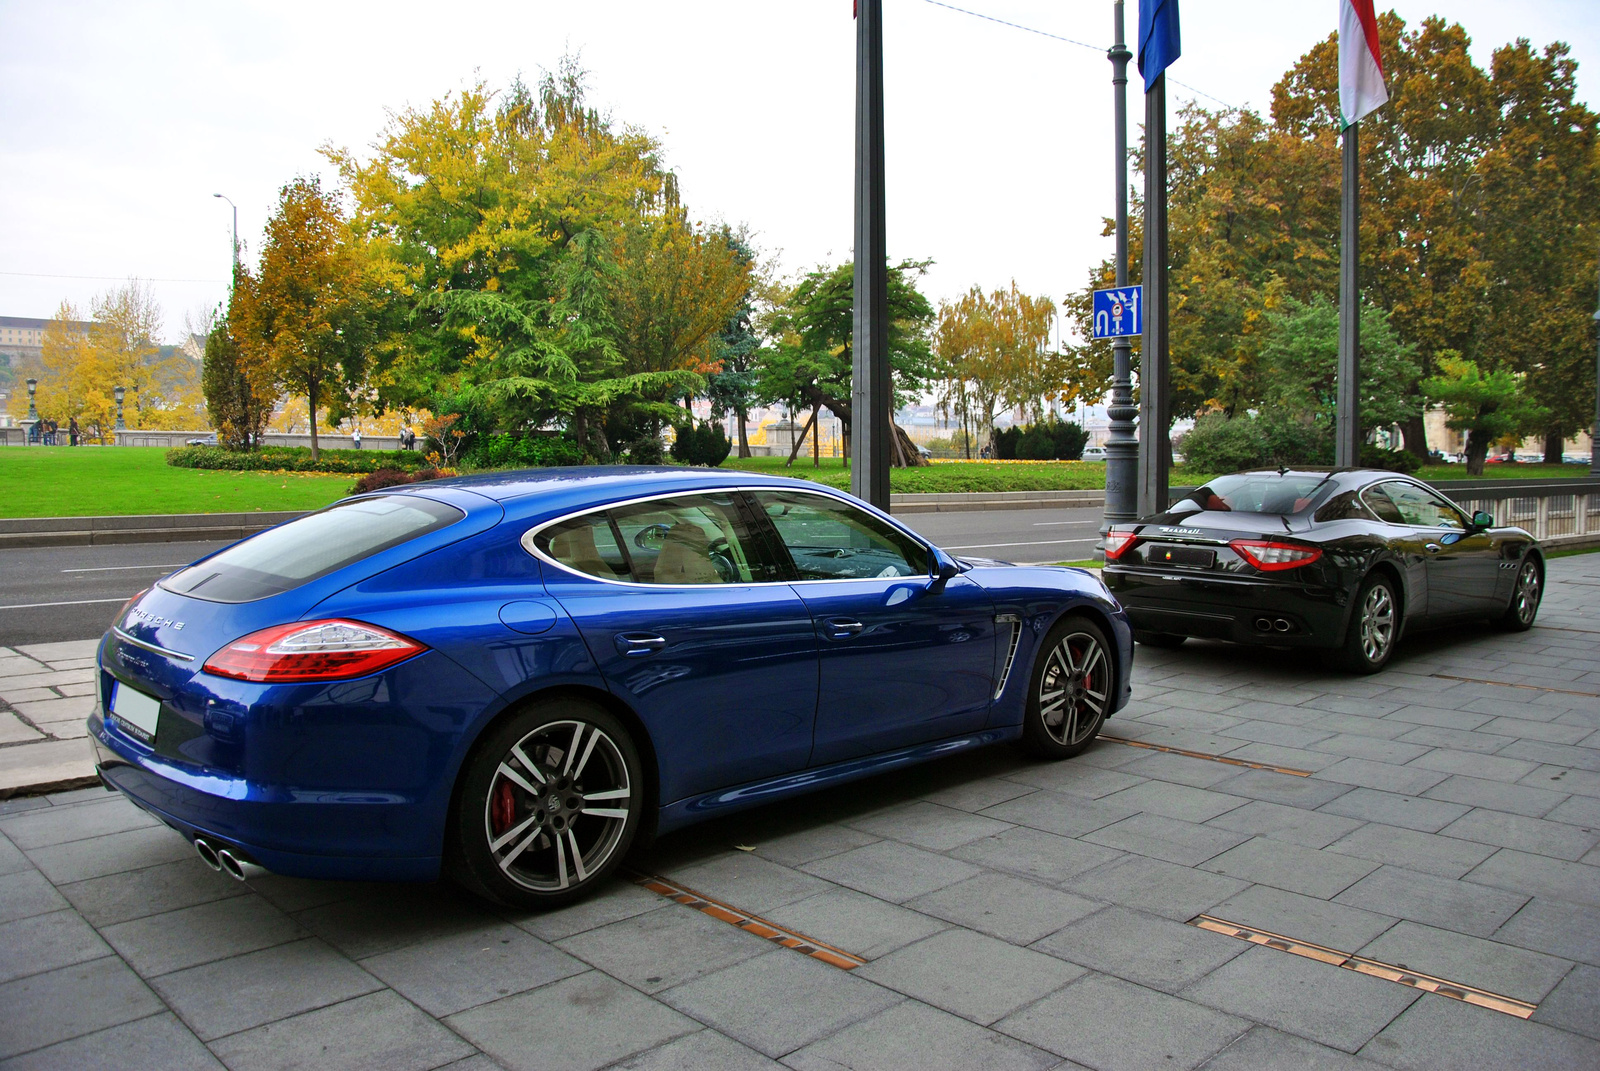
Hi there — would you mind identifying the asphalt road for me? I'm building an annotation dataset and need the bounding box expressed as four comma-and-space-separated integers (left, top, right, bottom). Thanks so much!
0, 506, 1105, 647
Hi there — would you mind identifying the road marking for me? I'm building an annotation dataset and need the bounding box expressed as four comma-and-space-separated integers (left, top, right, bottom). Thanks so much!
1432, 673, 1600, 699
0, 597, 131, 611
943, 538, 1098, 551
1099, 735, 1311, 776
1190, 914, 1537, 1019
61, 564, 184, 573
633, 872, 866, 969
1031, 521, 1080, 526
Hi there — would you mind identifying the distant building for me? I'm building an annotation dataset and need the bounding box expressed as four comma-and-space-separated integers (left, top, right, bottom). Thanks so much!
0, 314, 95, 368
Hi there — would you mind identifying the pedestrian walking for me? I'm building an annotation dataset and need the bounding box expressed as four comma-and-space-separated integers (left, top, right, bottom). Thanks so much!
400, 425, 414, 451
44, 419, 57, 446
352, 429, 362, 450
68, 417, 80, 446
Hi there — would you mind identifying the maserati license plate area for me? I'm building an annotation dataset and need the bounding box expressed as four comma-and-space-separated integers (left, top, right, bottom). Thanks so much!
1147, 544, 1216, 569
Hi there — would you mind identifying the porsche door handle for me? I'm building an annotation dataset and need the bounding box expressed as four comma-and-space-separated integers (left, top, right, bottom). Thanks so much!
823, 618, 864, 639
614, 633, 666, 657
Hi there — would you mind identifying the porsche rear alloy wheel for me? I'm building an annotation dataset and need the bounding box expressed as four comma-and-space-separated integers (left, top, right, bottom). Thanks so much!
454, 700, 642, 907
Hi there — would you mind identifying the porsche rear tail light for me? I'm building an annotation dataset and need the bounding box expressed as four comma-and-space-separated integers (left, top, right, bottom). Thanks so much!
1228, 540, 1323, 572
203, 620, 426, 682
1103, 526, 1140, 561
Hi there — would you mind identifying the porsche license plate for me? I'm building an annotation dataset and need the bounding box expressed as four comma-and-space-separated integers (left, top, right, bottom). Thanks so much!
111, 682, 161, 742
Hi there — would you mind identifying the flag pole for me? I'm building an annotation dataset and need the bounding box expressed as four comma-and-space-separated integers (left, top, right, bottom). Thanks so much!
1102, 1, 1139, 536
852, 0, 891, 510
1138, 71, 1170, 515
1336, 120, 1360, 468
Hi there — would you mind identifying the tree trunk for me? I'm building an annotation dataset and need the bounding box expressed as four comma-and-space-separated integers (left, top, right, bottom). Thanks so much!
308, 382, 320, 463
813, 407, 820, 467
785, 410, 818, 466
1402, 412, 1429, 461
1465, 428, 1489, 477
736, 407, 750, 458
891, 423, 927, 467
1543, 430, 1564, 465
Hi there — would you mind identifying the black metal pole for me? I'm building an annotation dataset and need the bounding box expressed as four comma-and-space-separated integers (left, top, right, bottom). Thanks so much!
1336, 122, 1361, 467
1102, 1, 1139, 535
1137, 72, 1170, 516
852, 0, 892, 511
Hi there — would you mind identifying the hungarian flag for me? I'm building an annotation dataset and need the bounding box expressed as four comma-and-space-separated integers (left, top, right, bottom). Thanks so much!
1338, 0, 1388, 127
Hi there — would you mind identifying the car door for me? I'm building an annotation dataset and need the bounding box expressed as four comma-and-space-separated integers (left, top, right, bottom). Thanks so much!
748, 489, 996, 767
1380, 481, 1501, 617
531, 493, 819, 804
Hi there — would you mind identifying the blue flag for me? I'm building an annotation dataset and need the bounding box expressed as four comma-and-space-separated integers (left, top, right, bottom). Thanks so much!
1138, 0, 1181, 92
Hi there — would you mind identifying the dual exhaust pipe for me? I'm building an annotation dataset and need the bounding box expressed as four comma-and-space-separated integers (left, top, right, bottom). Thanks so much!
194, 837, 266, 882
1254, 617, 1295, 634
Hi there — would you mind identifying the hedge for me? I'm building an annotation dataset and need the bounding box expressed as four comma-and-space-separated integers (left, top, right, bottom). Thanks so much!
167, 446, 434, 475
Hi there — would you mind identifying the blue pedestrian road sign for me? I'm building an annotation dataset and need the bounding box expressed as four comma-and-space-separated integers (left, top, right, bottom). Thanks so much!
1092, 286, 1142, 340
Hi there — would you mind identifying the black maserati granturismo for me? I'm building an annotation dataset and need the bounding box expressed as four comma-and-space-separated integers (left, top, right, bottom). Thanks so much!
1102, 469, 1544, 673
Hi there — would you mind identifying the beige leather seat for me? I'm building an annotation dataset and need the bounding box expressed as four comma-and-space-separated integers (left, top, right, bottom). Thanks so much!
652, 523, 721, 584
549, 525, 623, 580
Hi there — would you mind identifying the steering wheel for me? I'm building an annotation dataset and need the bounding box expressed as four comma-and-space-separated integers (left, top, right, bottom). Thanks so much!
633, 523, 672, 550
708, 537, 737, 583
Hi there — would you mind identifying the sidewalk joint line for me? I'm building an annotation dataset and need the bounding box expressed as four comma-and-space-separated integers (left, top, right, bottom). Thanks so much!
629, 871, 867, 970
1432, 673, 1600, 698
1190, 913, 1538, 1019
1099, 735, 1311, 776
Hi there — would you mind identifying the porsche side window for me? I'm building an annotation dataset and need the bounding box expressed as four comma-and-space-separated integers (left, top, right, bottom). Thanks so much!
1384, 483, 1465, 530
608, 496, 771, 585
1361, 485, 1406, 524
534, 514, 631, 581
753, 491, 924, 581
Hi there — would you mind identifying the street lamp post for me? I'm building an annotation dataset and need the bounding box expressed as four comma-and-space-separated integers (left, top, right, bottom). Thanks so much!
213, 193, 239, 274
25, 378, 38, 422
1102, 1, 1140, 541
114, 386, 126, 432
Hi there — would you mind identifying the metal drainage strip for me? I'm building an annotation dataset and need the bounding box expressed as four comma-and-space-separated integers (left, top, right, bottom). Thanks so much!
1432, 673, 1600, 699
632, 873, 867, 970
1190, 914, 1536, 1020
1098, 736, 1312, 777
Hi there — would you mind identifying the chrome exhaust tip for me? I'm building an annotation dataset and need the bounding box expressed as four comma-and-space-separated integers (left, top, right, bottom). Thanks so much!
1254, 617, 1273, 632
194, 838, 222, 871
214, 848, 267, 881
1273, 618, 1292, 633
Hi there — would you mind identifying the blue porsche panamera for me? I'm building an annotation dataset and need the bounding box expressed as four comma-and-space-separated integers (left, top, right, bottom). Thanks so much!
89, 468, 1132, 907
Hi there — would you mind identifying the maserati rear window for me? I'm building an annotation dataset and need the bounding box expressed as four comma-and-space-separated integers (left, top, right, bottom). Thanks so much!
1177, 474, 1332, 516
161, 496, 463, 603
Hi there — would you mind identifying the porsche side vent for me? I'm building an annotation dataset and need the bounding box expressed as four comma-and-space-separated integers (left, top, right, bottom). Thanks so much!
994, 614, 1023, 699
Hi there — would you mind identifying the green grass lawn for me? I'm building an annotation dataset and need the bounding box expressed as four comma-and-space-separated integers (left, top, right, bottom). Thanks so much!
0, 447, 353, 518
2, 446, 1590, 519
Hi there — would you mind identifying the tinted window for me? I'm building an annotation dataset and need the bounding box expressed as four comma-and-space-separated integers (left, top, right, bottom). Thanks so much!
1382, 482, 1465, 529
162, 495, 462, 603
753, 491, 925, 580
534, 494, 778, 585
1362, 485, 1406, 524
1177, 473, 1331, 515
1313, 491, 1366, 523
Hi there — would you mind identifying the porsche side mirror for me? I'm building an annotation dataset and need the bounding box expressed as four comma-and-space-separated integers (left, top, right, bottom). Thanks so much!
929, 547, 960, 583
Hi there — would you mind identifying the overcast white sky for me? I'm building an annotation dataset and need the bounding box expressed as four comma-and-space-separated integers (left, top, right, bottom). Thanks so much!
1, 1, 1595, 343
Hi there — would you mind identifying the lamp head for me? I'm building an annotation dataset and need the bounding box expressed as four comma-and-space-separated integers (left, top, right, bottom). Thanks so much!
114, 385, 125, 404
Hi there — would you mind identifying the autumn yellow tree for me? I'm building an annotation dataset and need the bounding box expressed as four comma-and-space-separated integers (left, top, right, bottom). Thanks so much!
934, 283, 1057, 455
236, 177, 377, 461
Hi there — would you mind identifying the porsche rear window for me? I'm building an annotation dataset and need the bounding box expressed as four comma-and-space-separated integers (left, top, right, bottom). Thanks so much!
1178, 474, 1332, 515
161, 496, 463, 603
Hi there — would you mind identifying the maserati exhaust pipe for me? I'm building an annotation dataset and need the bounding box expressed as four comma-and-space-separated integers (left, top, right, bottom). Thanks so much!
1274, 618, 1292, 633
1254, 617, 1273, 632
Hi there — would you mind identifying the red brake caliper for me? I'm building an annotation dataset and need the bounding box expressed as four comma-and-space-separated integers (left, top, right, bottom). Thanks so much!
492, 779, 516, 835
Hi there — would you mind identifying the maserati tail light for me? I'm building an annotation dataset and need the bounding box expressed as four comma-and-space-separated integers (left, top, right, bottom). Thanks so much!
203, 620, 425, 682
1103, 526, 1140, 561
1229, 540, 1323, 571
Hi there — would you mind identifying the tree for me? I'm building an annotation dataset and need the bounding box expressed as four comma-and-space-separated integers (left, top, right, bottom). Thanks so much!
201, 271, 274, 449
1258, 295, 1420, 436
237, 176, 376, 461
705, 235, 762, 458
1423, 355, 1549, 474
756, 259, 936, 467
934, 283, 1057, 456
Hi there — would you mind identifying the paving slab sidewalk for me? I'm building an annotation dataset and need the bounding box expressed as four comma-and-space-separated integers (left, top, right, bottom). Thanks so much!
0, 640, 100, 797
0, 559, 1595, 1068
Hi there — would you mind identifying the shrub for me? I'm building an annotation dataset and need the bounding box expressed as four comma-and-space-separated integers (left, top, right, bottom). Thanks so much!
623, 435, 664, 465
167, 445, 431, 475
466, 433, 586, 469
1176, 411, 1334, 473
349, 467, 453, 495
670, 421, 731, 467
1360, 444, 1421, 473
993, 419, 1088, 461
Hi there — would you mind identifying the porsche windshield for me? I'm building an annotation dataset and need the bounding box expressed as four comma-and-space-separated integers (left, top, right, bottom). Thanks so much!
1177, 474, 1332, 516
